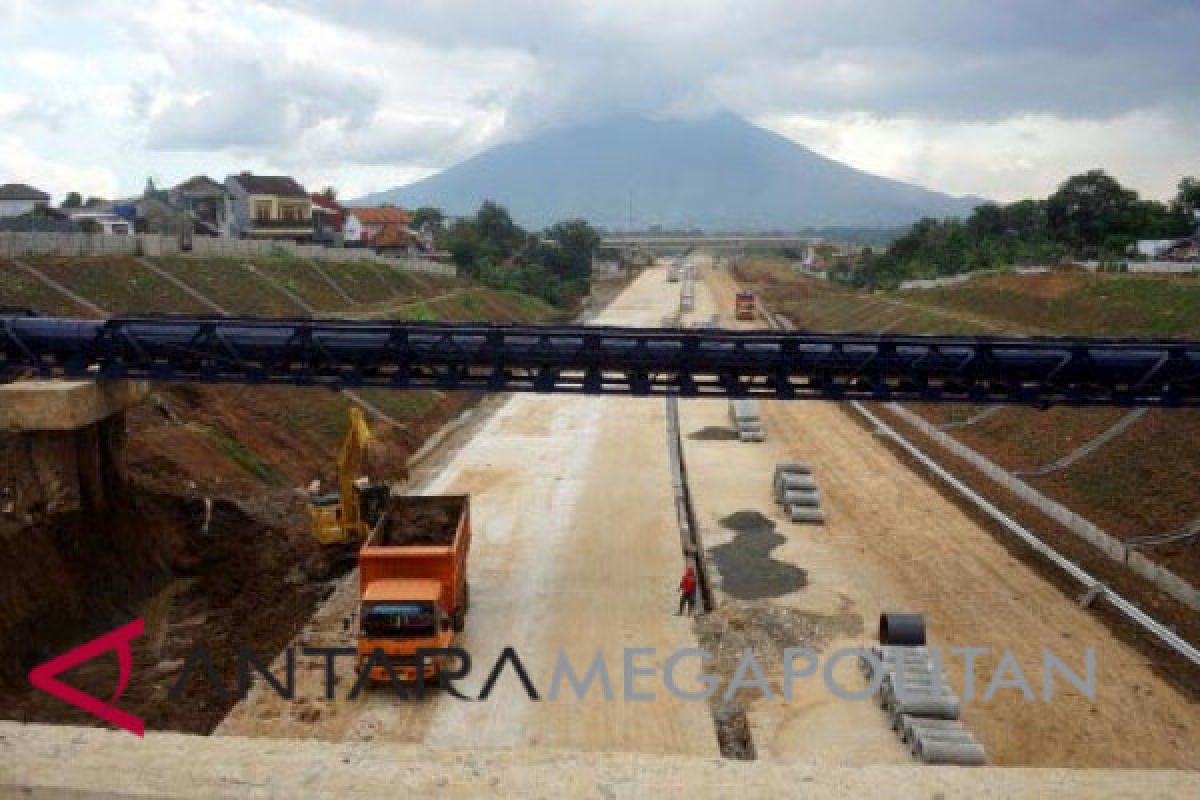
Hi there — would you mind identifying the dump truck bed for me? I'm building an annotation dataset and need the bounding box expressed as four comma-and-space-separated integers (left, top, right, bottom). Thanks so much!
359, 495, 471, 612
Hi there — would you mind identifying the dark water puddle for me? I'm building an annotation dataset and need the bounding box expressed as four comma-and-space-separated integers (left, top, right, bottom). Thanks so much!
689, 426, 740, 442
711, 511, 808, 599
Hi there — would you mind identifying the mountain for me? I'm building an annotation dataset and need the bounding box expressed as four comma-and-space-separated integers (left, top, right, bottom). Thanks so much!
352, 112, 984, 230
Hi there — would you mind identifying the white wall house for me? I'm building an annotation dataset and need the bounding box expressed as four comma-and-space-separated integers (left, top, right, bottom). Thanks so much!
0, 183, 50, 218
66, 209, 132, 235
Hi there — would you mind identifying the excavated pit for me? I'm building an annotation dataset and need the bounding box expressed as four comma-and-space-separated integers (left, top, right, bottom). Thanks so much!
0, 423, 337, 734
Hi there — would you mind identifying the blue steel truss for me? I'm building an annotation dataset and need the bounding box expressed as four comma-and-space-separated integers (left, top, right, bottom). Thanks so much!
2, 313, 1199, 406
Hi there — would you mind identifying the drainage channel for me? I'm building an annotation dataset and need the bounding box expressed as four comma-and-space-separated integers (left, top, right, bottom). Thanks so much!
665, 393, 757, 760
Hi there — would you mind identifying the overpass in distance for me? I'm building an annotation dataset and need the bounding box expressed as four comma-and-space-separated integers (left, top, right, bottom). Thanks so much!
600, 234, 816, 252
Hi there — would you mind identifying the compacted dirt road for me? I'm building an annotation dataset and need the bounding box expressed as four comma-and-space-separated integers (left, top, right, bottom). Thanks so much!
220, 267, 717, 756
689, 263, 1200, 768
221, 261, 1198, 770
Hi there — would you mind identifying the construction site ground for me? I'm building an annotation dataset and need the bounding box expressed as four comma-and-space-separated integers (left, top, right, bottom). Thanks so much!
684, 262, 1199, 769
219, 267, 717, 757
216, 262, 1200, 769
3, 260, 1200, 795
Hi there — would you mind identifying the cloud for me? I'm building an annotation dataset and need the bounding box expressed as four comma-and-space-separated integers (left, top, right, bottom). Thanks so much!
0, 0, 1196, 201
0, 134, 119, 201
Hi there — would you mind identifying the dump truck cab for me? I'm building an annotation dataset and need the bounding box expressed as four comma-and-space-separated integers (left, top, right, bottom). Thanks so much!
735, 290, 756, 321
358, 579, 456, 681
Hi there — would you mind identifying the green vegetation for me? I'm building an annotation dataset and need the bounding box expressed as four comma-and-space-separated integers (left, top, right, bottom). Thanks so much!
438, 201, 600, 307
854, 172, 1198, 289
192, 423, 288, 486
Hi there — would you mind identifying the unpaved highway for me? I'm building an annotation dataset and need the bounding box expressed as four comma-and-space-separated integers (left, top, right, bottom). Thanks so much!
696, 263, 1200, 768
220, 267, 717, 756
221, 261, 1199, 770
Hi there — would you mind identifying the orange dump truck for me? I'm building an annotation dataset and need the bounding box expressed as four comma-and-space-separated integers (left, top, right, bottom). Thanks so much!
735, 290, 756, 321
357, 494, 471, 682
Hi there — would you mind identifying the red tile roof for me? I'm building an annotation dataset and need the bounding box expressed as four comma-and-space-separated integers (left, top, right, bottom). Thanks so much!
351, 206, 410, 225
372, 223, 414, 248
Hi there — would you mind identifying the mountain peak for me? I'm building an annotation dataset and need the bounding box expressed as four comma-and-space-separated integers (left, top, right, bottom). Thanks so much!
354, 112, 980, 230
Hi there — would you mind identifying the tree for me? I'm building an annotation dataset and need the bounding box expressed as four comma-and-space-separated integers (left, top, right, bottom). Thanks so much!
543, 218, 600, 283
62, 192, 83, 209
1174, 176, 1200, 219
411, 206, 446, 234
1046, 170, 1138, 254
320, 186, 338, 202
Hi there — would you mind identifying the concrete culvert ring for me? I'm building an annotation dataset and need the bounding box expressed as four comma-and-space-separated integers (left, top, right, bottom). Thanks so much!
879, 612, 927, 647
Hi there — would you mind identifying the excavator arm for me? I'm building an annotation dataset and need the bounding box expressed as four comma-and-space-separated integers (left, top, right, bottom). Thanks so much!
310, 407, 381, 546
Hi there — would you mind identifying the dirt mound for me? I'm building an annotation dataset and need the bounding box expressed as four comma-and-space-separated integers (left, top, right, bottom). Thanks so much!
375, 500, 461, 546
693, 602, 864, 760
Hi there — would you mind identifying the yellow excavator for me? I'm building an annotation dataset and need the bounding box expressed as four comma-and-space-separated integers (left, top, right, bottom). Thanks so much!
308, 407, 394, 547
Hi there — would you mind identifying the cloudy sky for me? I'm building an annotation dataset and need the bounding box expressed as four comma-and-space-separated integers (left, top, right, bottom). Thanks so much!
1, 0, 1195, 205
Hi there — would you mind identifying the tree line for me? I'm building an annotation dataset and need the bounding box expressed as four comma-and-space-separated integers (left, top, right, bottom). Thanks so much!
853, 172, 1199, 289
410, 201, 599, 308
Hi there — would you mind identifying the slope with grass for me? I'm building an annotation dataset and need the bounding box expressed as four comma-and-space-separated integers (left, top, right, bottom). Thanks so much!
734, 257, 1200, 587
0, 253, 567, 733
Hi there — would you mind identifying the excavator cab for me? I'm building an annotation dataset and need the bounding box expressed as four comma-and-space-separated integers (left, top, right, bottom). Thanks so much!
309, 408, 395, 547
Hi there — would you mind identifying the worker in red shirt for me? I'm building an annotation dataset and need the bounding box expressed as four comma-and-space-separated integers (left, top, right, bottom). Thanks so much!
677, 564, 698, 616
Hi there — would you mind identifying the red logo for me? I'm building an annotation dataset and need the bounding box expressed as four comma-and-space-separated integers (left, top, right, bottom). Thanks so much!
28, 618, 145, 737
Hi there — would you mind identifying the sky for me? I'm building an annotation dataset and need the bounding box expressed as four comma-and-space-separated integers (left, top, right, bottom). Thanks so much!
0, 0, 1196, 206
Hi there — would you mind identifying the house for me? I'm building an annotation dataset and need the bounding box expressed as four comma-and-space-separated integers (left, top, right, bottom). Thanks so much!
0, 183, 51, 218
344, 206, 410, 244
1137, 235, 1200, 263
0, 205, 76, 233
64, 208, 132, 235
344, 206, 416, 253
224, 173, 312, 241
169, 176, 233, 236
310, 193, 346, 245
1162, 236, 1200, 262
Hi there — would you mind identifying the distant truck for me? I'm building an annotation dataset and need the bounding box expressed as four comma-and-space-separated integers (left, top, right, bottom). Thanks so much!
357, 494, 471, 682
735, 290, 756, 321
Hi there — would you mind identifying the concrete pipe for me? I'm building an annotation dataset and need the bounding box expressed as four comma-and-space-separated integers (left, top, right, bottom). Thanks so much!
871, 645, 928, 662
774, 463, 812, 480
777, 474, 818, 492
916, 739, 987, 767
879, 612, 927, 647
881, 673, 945, 693
890, 693, 961, 719
781, 490, 821, 507
898, 715, 967, 739
787, 507, 825, 524
910, 728, 978, 754
862, 658, 933, 680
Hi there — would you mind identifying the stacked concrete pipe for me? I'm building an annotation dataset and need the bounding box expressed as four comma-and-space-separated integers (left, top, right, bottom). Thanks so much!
774, 462, 824, 523
729, 399, 766, 442
860, 613, 987, 766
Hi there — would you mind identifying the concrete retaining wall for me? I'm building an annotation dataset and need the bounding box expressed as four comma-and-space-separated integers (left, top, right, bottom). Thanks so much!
886, 403, 1200, 610
0, 232, 456, 277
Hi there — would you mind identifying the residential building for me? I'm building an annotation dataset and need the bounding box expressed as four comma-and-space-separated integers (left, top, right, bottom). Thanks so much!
169, 176, 233, 236
0, 183, 50, 218
344, 206, 415, 253
64, 208, 132, 235
310, 193, 346, 245
225, 173, 313, 241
